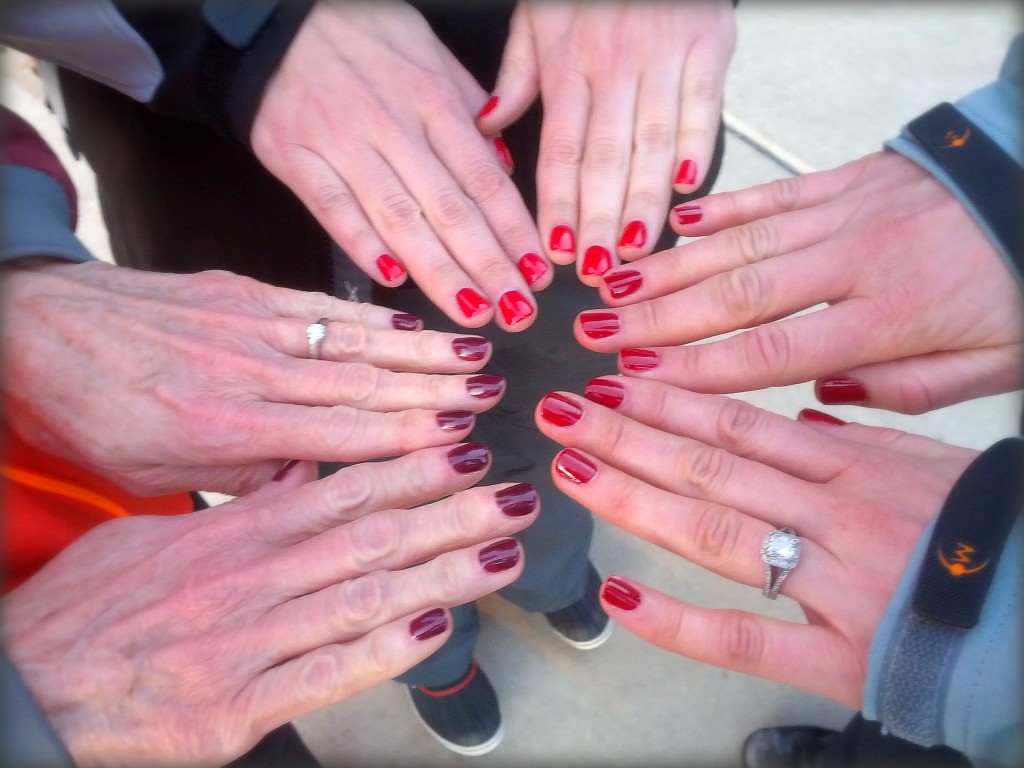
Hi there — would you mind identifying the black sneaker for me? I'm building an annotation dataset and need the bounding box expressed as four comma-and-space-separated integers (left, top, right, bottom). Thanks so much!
406, 660, 504, 756
742, 726, 838, 768
543, 562, 613, 650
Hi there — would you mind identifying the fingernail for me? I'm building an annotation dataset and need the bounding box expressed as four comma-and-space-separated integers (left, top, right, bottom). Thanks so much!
602, 576, 641, 611
391, 313, 423, 331
447, 443, 490, 474
672, 204, 703, 226
455, 288, 490, 319
555, 448, 597, 484
799, 408, 847, 426
452, 336, 490, 362
494, 483, 538, 517
816, 377, 868, 405
272, 459, 300, 482
376, 253, 406, 282
476, 95, 499, 120
579, 311, 620, 340
466, 373, 505, 399
410, 608, 449, 641
584, 378, 624, 409
479, 538, 521, 573
517, 252, 547, 286
494, 136, 514, 173
540, 392, 583, 427
498, 290, 535, 326
549, 224, 576, 254
581, 245, 612, 276
618, 220, 647, 249
675, 159, 697, 186
436, 410, 474, 432
620, 348, 660, 372
604, 269, 643, 300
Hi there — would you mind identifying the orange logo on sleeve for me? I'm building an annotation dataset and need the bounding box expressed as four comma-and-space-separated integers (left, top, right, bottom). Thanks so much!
937, 542, 989, 576
942, 127, 971, 147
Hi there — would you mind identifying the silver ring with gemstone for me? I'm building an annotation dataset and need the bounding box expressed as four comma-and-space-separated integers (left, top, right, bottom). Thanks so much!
760, 527, 801, 600
306, 318, 329, 360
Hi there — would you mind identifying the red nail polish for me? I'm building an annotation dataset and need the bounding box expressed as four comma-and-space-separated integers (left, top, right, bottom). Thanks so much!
549, 225, 576, 254
799, 408, 847, 426
494, 483, 538, 517
672, 204, 703, 226
447, 443, 490, 474
410, 608, 449, 641
581, 245, 612, 276
436, 410, 474, 432
476, 95, 499, 120
498, 290, 535, 326
584, 378, 624, 409
466, 374, 505, 399
602, 576, 641, 611
540, 393, 583, 427
455, 288, 490, 319
604, 269, 643, 300
517, 252, 548, 286
494, 136, 514, 173
675, 159, 697, 186
816, 377, 868, 405
620, 348, 660, 372
452, 336, 490, 362
479, 538, 521, 573
579, 311, 620, 340
618, 220, 647, 249
391, 313, 423, 331
555, 449, 597, 484
272, 459, 300, 482
376, 253, 406, 282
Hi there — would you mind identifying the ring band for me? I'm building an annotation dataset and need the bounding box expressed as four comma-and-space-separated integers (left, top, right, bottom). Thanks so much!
306, 318, 329, 360
760, 527, 801, 600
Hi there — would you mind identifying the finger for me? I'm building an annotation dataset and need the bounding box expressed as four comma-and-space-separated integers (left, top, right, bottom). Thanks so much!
474, 6, 540, 134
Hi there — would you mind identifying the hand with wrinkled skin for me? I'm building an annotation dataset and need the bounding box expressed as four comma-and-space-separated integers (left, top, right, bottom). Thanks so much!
479, 0, 735, 283
577, 152, 1023, 412
252, 0, 549, 332
1, 445, 536, 767
535, 377, 976, 708
1, 259, 505, 496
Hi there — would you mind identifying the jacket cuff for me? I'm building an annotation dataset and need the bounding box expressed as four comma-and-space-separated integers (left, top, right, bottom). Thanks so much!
1, 651, 75, 768
0, 165, 93, 265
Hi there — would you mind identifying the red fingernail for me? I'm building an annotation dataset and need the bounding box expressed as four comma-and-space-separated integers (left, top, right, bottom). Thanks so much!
816, 377, 868, 405
602, 576, 641, 611
376, 253, 406, 282
466, 373, 505, 399
455, 288, 490, 319
494, 136, 514, 173
476, 95, 499, 120
391, 313, 423, 331
410, 608, 449, 641
479, 538, 521, 573
584, 378, 624, 409
579, 311, 620, 340
555, 448, 597, 484
672, 204, 703, 226
675, 159, 697, 186
540, 393, 583, 427
799, 408, 847, 426
550, 224, 576, 254
620, 348, 660, 372
581, 245, 612, 276
618, 220, 647, 249
604, 269, 643, 300
498, 290, 535, 326
452, 336, 490, 362
494, 483, 538, 517
517, 252, 548, 286
447, 443, 490, 474
272, 459, 300, 482
436, 410, 474, 432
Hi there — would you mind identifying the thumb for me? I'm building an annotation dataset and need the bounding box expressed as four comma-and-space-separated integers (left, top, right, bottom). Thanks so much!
475, 7, 539, 133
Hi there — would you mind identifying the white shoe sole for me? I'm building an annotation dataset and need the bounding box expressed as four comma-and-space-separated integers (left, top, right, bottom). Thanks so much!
405, 687, 505, 757
553, 618, 614, 650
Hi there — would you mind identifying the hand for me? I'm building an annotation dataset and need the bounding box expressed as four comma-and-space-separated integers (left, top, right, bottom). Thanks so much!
1, 444, 536, 767
479, 0, 735, 283
534, 377, 977, 708
1, 260, 506, 496
577, 151, 1024, 412
251, 0, 549, 331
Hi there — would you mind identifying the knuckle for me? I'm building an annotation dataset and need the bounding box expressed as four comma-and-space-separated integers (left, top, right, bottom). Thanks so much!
333, 362, 380, 405
891, 371, 939, 415
298, 651, 347, 702
331, 323, 369, 357
744, 324, 794, 378
541, 134, 584, 169
431, 190, 476, 230
714, 396, 764, 457
679, 444, 732, 497
635, 121, 674, 155
690, 504, 743, 565
310, 180, 355, 218
461, 161, 510, 205
431, 554, 469, 604
583, 137, 629, 174
348, 511, 401, 569
715, 267, 769, 322
764, 176, 803, 213
731, 219, 780, 265
334, 574, 386, 624
319, 469, 374, 521
377, 193, 424, 233
719, 613, 767, 669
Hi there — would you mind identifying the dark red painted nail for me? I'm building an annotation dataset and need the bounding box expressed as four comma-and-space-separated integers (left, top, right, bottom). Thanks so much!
455, 288, 490, 319
452, 336, 490, 362
581, 245, 612, 276
272, 459, 300, 482
479, 538, 521, 573
447, 443, 490, 474
604, 269, 643, 300
436, 410, 474, 432
376, 253, 406, 282
672, 204, 703, 226
799, 408, 847, 426
466, 374, 505, 399
602, 576, 641, 611
540, 393, 583, 427
584, 378, 625, 410
549, 224, 576, 254
494, 483, 538, 517
620, 348, 660, 372
675, 159, 697, 186
410, 608, 449, 641
391, 313, 423, 331
555, 449, 597, 484
476, 95, 499, 120
517, 252, 548, 286
498, 290, 535, 326
816, 377, 868, 405
618, 220, 647, 249
579, 311, 620, 340
494, 136, 514, 173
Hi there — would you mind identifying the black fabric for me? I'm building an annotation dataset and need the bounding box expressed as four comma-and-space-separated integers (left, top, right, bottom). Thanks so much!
223, 723, 321, 768
0, 651, 75, 768
822, 713, 972, 768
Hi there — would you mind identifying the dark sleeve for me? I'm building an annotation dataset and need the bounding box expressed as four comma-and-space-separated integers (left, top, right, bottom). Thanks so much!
0, 650, 75, 768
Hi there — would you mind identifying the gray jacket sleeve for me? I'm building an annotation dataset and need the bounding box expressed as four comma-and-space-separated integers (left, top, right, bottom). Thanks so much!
1, 650, 75, 768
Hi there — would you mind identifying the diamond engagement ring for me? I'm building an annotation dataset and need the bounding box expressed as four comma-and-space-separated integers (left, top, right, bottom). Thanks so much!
760, 527, 801, 600
306, 318, 329, 360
